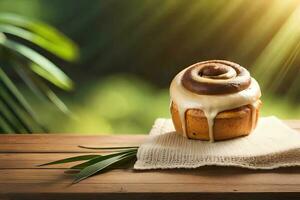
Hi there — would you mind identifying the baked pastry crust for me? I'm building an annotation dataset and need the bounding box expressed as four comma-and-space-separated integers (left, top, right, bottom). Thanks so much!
171, 100, 261, 141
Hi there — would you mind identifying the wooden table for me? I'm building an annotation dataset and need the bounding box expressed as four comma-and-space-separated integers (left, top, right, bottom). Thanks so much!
1, 120, 300, 200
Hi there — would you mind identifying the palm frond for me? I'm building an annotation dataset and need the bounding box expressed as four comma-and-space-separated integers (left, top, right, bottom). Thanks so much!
0, 13, 78, 61
0, 67, 46, 132
39, 155, 101, 166
0, 13, 78, 133
73, 152, 136, 183
39, 146, 138, 184
13, 63, 72, 115
0, 38, 73, 90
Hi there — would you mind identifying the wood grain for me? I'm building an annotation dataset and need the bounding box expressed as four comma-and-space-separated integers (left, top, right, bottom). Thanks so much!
0, 135, 144, 153
0, 120, 299, 200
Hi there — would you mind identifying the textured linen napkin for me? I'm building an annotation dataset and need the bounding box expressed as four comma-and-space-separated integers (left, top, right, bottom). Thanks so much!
134, 116, 300, 170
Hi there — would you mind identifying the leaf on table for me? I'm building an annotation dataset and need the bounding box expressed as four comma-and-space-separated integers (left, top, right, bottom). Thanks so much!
39, 155, 101, 166
70, 149, 137, 169
78, 145, 139, 150
73, 152, 137, 183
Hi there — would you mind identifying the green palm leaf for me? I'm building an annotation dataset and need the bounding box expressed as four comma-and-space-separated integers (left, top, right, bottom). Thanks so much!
0, 38, 73, 90
71, 149, 137, 169
0, 90, 32, 133
0, 13, 78, 133
39, 155, 101, 166
73, 152, 137, 183
13, 64, 46, 101
0, 67, 46, 132
39, 146, 139, 183
13, 64, 72, 115
78, 145, 139, 150
0, 13, 78, 61
0, 111, 15, 133
0, 95, 25, 133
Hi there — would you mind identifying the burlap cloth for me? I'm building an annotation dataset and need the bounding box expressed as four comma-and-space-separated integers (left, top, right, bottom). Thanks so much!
134, 117, 300, 170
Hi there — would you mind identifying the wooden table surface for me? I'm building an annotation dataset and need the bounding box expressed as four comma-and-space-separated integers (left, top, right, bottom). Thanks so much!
1, 120, 300, 200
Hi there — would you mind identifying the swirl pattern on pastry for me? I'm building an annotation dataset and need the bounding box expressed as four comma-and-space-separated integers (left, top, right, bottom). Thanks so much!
181, 60, 251, 95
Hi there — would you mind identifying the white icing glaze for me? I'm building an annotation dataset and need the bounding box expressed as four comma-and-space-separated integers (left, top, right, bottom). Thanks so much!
170, 67, 261, 142
249, 100, 261, 131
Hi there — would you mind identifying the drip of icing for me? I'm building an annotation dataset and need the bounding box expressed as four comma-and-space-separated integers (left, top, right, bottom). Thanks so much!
204, 110, 218, 142
170, 67, 261, 142
249, 100, 260, 131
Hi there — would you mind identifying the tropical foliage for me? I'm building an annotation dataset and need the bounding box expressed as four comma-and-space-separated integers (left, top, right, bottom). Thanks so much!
0, 13, 78, 133
40, 145, 138, 183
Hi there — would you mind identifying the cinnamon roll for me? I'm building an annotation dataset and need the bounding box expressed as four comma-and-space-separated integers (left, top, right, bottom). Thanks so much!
170, 60, 261, 142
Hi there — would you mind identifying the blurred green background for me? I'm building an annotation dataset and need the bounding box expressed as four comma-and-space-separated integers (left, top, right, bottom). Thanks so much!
1, 0, 300, 134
